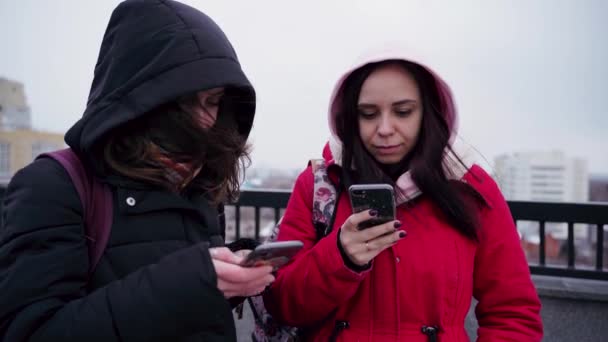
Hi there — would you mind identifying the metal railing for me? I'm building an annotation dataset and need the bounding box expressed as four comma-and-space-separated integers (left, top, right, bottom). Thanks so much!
510, 201, 608, 280
229, 190, 608, 281
229, 190, 290, 240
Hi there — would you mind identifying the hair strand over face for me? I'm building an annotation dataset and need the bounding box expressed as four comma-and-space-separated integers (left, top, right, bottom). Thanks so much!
100, 90, 252, 204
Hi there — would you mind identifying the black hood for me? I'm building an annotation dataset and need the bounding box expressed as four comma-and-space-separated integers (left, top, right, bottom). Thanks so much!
65, 0, 256, 157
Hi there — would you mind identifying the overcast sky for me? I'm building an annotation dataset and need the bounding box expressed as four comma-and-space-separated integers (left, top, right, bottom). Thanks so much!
1, 0, 607, 174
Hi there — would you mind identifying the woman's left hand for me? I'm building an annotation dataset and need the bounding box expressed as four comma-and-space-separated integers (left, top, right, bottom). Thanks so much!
209, 247, 274, 298
339, 209, 406, 266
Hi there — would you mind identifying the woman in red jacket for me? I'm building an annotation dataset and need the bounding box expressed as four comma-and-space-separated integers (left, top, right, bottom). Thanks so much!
264, 51, 543, 341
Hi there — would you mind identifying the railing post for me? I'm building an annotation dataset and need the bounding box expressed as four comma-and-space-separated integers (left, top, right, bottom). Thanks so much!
539, 221, 546, 266
597, 224, 604, 271
254, 207, 260, 241
235, 205, 241, 240
274, 207, 281, 224
568, 222, 575, 268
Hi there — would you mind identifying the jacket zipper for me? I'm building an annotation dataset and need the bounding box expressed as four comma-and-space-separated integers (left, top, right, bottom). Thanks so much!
329, 320, 349, 342
421, 325, 439, 342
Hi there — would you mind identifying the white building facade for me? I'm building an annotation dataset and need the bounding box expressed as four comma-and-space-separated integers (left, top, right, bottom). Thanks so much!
494, 151, 589, 203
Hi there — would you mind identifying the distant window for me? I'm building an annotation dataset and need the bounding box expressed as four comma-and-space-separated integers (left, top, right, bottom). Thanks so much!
531, 190, 563, 196
531, 181, 563, 187
531, 173, 562, 180
0, 142, 10, 175
531, 166, 565, 172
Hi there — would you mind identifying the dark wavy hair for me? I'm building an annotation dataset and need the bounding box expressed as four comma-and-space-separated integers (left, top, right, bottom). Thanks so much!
99, 88, 252, 204
336, 60, 481, 240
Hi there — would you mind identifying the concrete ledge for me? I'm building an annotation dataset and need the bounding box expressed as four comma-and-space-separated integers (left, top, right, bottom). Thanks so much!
532, 274, 608, 302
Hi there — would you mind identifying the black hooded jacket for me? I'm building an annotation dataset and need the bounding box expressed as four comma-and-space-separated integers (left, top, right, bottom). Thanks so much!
0, 1, 255, 341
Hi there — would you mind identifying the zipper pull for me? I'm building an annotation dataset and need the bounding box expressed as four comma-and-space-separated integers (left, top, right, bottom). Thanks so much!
421, 325, 440, 342
329, 320, 349, 342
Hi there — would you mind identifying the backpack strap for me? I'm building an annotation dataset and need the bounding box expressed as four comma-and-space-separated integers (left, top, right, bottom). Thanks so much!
310, 159, 339, 239
246, 160, 340, 339
39, 148, 113, 276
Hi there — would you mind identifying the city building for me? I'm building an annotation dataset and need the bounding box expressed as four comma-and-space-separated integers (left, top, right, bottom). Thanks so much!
494, 151, 591, 265
590, 174, 608, 202
494, 151, 589, 203
0, 78, 32, 130
0, 78, 64, 185
0, 130, 65, 185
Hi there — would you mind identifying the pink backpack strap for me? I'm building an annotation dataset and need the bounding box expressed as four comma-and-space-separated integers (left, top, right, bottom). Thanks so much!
39, 148, 113, 276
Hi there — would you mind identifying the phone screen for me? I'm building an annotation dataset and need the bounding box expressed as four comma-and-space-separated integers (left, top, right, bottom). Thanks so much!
349, 184, 395, 230
240, 241, 303, 268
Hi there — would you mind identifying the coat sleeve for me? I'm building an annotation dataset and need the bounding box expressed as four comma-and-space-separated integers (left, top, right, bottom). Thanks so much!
471, 166, 543, 341
0, 159, 233, 342
263, 166, 370, 327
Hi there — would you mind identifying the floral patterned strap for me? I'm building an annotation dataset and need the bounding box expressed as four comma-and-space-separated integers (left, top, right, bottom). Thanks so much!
249, 159, 339, 342
310, 159, 337, 236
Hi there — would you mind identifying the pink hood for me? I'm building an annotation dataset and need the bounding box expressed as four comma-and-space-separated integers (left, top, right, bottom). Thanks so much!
325, 48, 471, 204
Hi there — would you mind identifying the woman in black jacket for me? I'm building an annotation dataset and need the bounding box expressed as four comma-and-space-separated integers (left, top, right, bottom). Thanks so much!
0, 1, 273, 341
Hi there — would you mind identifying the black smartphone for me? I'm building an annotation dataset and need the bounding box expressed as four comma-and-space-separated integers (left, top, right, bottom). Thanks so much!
348, 184, 396, 230
240, 240, 304, 269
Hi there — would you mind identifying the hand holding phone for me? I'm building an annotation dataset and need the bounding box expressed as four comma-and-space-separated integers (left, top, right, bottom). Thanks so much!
338, 207, 406, 267
348, 184, 396, 230
340, 185, 404, 267
209, 247, 275, 298
240, 240, 304, 269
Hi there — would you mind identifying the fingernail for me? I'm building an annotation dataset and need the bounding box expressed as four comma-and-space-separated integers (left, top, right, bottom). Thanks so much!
399, 231, 407, 238
369, 209, 378, 216
394, 221, 402, 229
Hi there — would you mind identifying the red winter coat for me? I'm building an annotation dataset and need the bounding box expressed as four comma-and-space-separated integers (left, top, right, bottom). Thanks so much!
265, 162, 542, 341
265, 50, 542, 341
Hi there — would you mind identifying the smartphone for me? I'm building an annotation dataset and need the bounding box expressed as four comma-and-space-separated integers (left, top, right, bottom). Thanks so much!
240, 240, 304, 268
348, 184, 396, 230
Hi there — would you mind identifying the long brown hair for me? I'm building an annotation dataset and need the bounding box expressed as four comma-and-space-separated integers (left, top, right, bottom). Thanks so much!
336, 60, 481, 240
100, 89, 251, 204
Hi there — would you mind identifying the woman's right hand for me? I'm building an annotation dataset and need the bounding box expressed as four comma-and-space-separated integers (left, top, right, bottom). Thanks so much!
209, 247, 275, 298
339, 209, 407, 266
